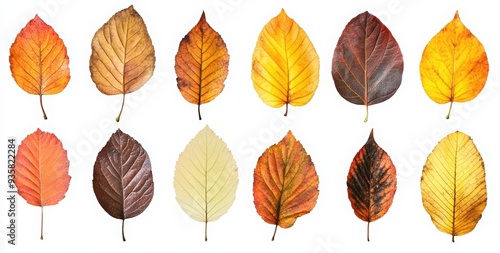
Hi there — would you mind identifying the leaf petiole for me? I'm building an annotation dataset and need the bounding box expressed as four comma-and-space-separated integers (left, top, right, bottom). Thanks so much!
122, 219, 126, 242
116, 93, 125, 122
40, 94, 48, 120
446, 101, 453, 119
40, 206, 44, 240
272, 224, 278, 241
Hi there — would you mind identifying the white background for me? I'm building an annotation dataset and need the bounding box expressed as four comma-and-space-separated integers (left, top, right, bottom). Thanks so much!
1, 0, 500, 252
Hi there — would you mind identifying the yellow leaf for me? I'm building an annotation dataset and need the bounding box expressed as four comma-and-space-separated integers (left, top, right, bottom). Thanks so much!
420, 11, 489, 119
173, 125, 238, 241
251, 9, 319, 116
421, 131, 487, 242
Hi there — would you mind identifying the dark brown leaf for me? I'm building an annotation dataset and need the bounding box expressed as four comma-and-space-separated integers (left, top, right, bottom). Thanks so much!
92, 129, 154, 241
332, 11, 404, 122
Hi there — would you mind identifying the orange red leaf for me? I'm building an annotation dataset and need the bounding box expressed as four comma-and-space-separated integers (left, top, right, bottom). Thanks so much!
14, 128, 71, 239
9, 15, 70, 120
253, 131, 319, 240
346, 129, 397, 241
175, 11, 229, 120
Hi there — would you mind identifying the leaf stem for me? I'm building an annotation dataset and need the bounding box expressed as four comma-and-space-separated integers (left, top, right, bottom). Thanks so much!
205, 220, 208, 241
116, 93, 125, 122
272, 224, 278, 241
367, 221, 370, 242
284, 103, 289, 117
40, 94, 48, 120
40, 206, 44, 240
446, 101, 453, 119
198, 103, 202, 120
122, 219, 126, 242
364, 105, 368, 122
452, 234, 455, 243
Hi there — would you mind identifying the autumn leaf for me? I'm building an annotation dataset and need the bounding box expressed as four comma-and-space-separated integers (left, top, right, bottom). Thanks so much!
421, 131, 487, 242
175, 12, 229, 120
346, 129, 396, 241
174, 125, 238, 241
14, 128, 71, 240
93, 129, 154, 241
9, 15, 70, 120
251, 9, 319, 116
420, 11, 488, 119
89, 5, 155, 122
332, 11, 403, 122
253, 130, 319, 240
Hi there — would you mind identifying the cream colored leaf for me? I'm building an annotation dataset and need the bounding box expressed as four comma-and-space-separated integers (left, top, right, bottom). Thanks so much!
174, 125, 238, 241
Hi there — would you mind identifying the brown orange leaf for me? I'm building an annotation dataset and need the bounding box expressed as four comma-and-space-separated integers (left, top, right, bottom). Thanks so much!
253, 131, 319, 240
346, 129, 396, 241
9, 15, 70, 120
175, 11, 229, 120
89, 5, 155, 122
14, 128, 71, 240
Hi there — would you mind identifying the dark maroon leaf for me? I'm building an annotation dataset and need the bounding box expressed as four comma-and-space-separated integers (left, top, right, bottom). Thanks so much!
332, 11, 404, 122
93, 129, 154, 241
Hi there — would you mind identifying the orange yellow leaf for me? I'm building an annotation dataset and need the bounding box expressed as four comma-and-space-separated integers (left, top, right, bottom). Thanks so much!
175, 11, 229, 120
9, 15, 70, 120
420, 11, 488, 119
347, 129, 396, 241
253, 130, 319, 240
421, 131, 487, 242
14, 128, 71, 239
89, 5, 155, 122
251, 9, 319, 116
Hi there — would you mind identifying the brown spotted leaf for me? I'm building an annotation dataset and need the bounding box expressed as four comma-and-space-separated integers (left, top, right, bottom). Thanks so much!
346, 129, 397, 241
93, 129, 154, 241
253, 131, 319, 240
175, 11, 229, 120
